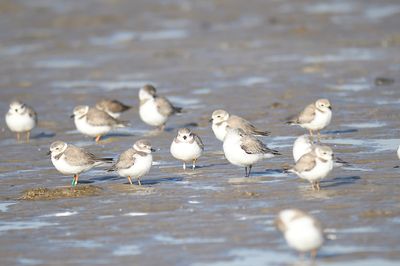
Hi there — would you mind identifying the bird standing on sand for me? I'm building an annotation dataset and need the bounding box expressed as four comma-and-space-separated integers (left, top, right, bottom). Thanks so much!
72, 105, 127, 142
287, 99, 332, 141
223, 127, 280, 177
108, 139, 154, 186
288, 145, 334, 191
138, 84, 182, 131
5, 100, 37, 143
48, 141, 113, 186
210, 109, 270, 142
170, 128, 204, 170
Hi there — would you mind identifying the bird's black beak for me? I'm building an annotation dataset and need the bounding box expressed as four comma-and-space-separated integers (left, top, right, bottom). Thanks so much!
70, 114, 75, 118
151, 148, 156, 152
183, 136, 187, 140
209, 118, 213, 123
47, 151, 51, 156
328, 106, 332, 110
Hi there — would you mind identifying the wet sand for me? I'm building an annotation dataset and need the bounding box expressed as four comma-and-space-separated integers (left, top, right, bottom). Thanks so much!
1, 0, 400, 265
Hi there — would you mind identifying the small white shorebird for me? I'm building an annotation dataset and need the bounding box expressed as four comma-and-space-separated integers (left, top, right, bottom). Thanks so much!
95, 99, 132, 119
108, 139, 154, 185
138, 84, 182, 131
210, 109, 270, 142
289, 145, 334, 191
5, 100, 37, 143
170, 128, 204, 170
287, 99, 332, 141
293, 135, 349, 167
72, 105, 127, 142
48, 141, 113, 186
223, 127, 280, 177
276, 209, 324, 259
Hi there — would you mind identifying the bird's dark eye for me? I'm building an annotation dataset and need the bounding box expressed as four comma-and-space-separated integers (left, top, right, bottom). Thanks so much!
217, 116, 221, 118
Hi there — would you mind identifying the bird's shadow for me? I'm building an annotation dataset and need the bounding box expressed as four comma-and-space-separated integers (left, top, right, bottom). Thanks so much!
88, 175, 122, 182
250, 168, 287, 176
136, 176, 184, 185
323, 129, 358, 134
195, 162, 230, 169
32, 132, 56, 139
102, 132, 135, 140
321, 176, 361, 188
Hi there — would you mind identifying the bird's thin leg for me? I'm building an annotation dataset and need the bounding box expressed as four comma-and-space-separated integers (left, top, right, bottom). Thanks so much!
26, 131, 30, 143
316, 181, 321, 191
309, 129, 314, 142
245, 167, 248, 177
158, 124, 165, 131
75, 174, 79, 186
16, 132, 20, 143
248, 165, 253, 177
192, 159, 197, 170
127, 176, 133, 185
183, 162, 186, 170
317, 131, 321, 143
71, 175, 75, 187
137, 177, 142, 186
311, 181, 316, 191
311, 249, 318, 260
95, 135, 101, 142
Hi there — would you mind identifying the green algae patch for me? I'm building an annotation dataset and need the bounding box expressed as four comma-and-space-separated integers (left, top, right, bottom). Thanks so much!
19, 185, 103, 200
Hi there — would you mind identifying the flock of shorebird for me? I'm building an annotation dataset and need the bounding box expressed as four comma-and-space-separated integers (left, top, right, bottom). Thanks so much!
5, 84, 345, 259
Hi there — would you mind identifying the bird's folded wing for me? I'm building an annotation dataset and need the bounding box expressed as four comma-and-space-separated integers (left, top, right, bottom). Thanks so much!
114, 149, 136, 169
64, 146, 97, 166
155, 96, 175, 116
229, 115, 257, 133
240, 135, 269, 154
194, 134, 204, 150
87, 108, 120, 126
297, 104, 316, 124
293, 153, 316, 172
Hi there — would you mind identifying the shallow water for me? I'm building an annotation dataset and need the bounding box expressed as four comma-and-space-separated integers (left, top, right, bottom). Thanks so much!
1, 0, 400, 265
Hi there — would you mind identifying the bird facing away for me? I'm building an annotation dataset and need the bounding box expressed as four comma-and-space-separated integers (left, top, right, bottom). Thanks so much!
223, 127, 280, 177
108, 139, 154, 185
170, 128, 204, 170
210, 109, 270, 141
289, 145, 334, 191
287, 99, 332, 141
5, 100, 37, 143
72, 105, 127, 142
138, 84, 182, 131
95, 99, 132, 119
48, 141, 113, 186
276, 209, 324, 259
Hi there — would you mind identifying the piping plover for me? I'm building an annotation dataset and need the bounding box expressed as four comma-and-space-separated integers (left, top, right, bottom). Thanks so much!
138, 84, 182, 131
170, 128, 204, 170
72, 105, 127, 142
276, 209, 324, 259
108, 139, 154, 185
95, 99, 132, 119
293, 135, 349, 167
5, 100, 37, 143
289, 145, 334, 191
48, 141, 113, 186
287, 99, 332, 141
210, 109, 270, 141
223, 127, 280, 177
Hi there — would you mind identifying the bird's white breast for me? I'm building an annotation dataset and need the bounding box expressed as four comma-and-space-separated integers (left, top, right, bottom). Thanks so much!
293, 137, 313, 162
5, 112, 36, 132
303, 109, 332, 131
170, 141, 202, 162
212, 122, 228, 141
223, 136, 263, 167
74, 117, 111, 137
51, 154, 92, 175
139, 100, 167, 127
118, 154, 153, 178
298, 158, 333, 182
